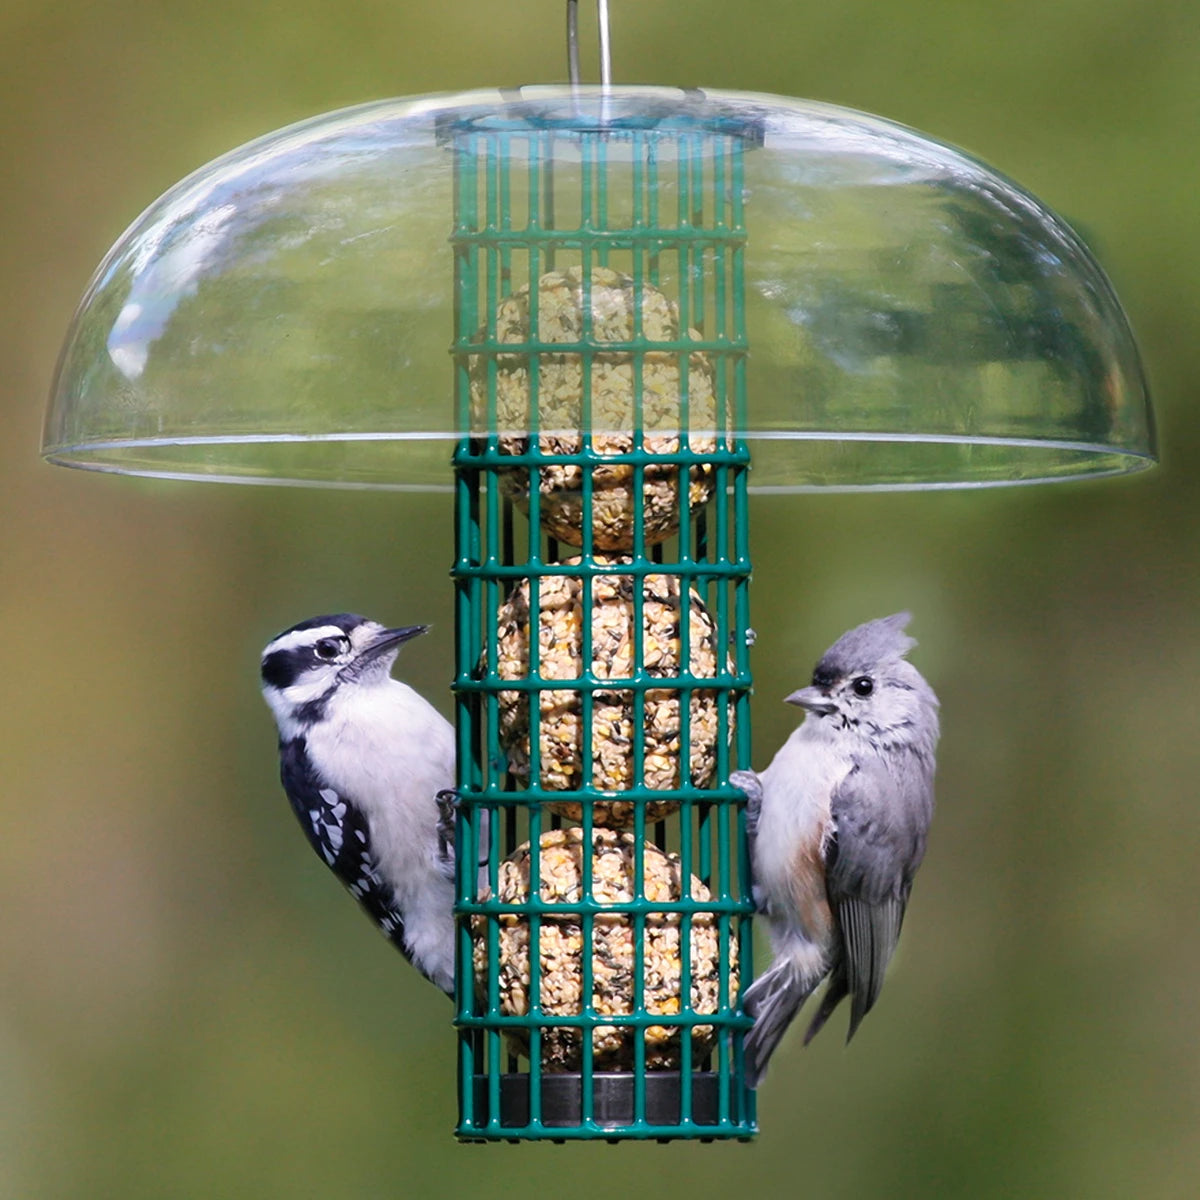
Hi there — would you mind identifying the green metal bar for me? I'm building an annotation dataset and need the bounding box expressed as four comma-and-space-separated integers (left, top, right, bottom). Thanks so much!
454, 334, 739, 357
675, 134, 699, 1124
449, 226, 742, 245
577, 135, 598, 1121
596, 134, 608, 266
541, 129, 557, 273
453, 443, 746, 471
460, 894, 747, 915
457, 1014, 744, 1034
630, 246, 649, 1122
646, 137, 660, 287
709, 143, 736, 1109
451, 134, 481, 1134
481, 136, 505, 1138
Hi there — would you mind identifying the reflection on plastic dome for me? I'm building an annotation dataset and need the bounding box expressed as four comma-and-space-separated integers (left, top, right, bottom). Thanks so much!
45, 87, 1154, 491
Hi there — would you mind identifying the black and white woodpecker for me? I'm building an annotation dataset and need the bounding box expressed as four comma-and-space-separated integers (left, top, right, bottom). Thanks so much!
259, 614, 458, 994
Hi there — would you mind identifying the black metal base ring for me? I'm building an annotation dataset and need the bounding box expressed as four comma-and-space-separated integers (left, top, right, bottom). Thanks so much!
472, 1071, 722, 1129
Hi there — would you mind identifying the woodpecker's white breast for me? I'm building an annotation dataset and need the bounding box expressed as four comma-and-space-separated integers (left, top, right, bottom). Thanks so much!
304, 676, 456, 981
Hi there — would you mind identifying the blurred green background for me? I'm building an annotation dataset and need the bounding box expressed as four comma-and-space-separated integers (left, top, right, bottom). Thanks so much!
4, 1, 1198, 1196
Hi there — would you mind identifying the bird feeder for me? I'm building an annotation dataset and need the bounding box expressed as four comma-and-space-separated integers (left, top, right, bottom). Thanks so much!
42, 1, 1155, 1145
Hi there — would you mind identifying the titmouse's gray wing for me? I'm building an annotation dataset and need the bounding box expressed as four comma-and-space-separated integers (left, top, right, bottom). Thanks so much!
821, 750, 933, 1040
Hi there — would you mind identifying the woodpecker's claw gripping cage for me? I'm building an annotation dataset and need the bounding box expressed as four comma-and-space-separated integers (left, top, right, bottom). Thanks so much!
448, 62, 761, 1138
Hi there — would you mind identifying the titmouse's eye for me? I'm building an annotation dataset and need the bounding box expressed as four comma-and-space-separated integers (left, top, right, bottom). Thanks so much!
315, 637, 346, 660
851, 675, 874, 697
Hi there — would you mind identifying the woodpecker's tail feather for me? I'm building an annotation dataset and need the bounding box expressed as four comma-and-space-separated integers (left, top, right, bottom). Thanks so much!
742, 959, 823, 1087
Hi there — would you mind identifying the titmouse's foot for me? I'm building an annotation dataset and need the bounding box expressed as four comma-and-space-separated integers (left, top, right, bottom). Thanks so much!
730, 770, 766, 912
730, 770, 763, 823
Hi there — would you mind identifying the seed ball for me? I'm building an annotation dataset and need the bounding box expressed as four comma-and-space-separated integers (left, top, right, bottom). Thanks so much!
493, 556, 731, 825
469, 265, 719, 551
473, 827, 732, 1072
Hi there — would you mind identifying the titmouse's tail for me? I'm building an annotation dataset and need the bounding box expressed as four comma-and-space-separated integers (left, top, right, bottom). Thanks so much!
742, 958, 823, 1087
803, 964, 848, 1045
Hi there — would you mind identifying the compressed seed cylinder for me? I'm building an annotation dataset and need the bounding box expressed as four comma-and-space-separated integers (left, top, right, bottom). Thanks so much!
493, 556, 732, 825
474, 827, 732, 1071
469, 265, 719, 551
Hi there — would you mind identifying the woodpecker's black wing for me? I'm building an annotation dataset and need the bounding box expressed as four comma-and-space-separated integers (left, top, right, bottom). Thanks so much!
813, 749, 933, 1042
278, 737, 413, 962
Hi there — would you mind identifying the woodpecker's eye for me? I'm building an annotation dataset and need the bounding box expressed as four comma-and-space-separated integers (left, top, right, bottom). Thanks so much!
852, 675, 874, 697
314, 638, 345, 661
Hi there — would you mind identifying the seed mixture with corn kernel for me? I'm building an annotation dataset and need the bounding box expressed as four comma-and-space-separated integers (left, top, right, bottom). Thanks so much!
468, 265, 720, 550
493, 555, 732, 824
474, 828, 732, 1071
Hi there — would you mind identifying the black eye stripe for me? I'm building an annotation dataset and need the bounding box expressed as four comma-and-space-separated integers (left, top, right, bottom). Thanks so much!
262, 636, 348, 687
261, 647, 308, 689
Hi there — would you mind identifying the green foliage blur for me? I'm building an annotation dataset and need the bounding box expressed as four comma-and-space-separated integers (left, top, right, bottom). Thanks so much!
3, 1, 1197, 1196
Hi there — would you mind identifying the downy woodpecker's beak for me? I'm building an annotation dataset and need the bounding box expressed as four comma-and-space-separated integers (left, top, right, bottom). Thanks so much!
785, 686, 838, 716
358, 624, 429, 663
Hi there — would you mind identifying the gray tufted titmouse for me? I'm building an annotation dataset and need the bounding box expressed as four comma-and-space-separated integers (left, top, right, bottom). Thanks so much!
732, 612, 940, 1086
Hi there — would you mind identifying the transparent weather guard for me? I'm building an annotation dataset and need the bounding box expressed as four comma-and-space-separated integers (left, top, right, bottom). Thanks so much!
44, 87, 1155, 491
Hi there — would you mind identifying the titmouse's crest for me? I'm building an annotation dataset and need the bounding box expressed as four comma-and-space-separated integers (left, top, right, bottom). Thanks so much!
818, 612, 915, 678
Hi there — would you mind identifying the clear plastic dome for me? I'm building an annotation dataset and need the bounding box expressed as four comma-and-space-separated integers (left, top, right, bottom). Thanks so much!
43, 86, 1155, 491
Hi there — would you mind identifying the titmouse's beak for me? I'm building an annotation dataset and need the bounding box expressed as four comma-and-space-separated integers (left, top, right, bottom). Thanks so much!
785, 686, 837, 716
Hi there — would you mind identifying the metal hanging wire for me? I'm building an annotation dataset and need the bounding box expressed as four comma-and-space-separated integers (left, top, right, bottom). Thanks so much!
566, 0, 612, 86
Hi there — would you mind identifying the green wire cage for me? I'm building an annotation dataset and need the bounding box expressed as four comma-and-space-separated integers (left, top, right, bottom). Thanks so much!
448, 107, 759, 1140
